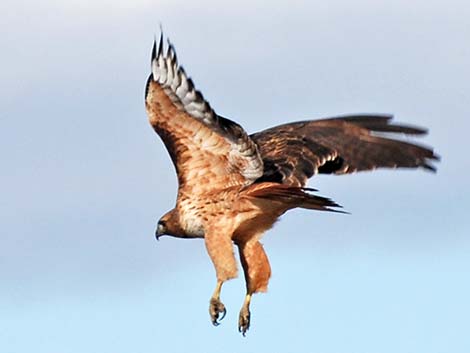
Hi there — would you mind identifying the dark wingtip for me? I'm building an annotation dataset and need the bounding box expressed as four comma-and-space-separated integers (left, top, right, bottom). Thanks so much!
323, 201, 349, 214
422, 151, 441, 172
337, 114, 429, 135
157, 31, 164, 58
422, 160, 438, 173
151, 36, 157, 62
327, 208, 350, 214
395, 124, 429, 135
423, 164, 437, 173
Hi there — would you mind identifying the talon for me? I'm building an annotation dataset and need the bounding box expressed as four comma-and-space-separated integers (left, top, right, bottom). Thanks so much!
238, 294, 252, 336
238, 306, 251, 336
209, 297, 226, 326
219, 306, 227, 321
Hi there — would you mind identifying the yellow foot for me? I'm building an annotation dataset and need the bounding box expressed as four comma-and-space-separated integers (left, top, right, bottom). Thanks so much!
209, 297, 226, 326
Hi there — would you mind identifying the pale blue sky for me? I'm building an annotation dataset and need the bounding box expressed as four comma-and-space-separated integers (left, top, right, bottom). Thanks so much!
1, 1, 469, 352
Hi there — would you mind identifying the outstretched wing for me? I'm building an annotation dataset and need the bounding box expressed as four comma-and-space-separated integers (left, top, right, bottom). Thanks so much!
145, 34, 263, 195
251, 115, 439, 187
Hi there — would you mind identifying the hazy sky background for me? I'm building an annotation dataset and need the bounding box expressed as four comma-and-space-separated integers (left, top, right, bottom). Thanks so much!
1, 0, 469, 352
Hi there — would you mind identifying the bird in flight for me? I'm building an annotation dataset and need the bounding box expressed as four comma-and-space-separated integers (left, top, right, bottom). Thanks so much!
145, 33, 438, 336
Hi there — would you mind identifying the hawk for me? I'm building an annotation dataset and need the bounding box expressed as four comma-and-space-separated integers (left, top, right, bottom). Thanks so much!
145, 33, 438, 336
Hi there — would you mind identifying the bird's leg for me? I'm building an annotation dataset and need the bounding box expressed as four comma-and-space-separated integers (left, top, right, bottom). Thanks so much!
237, 239, 272, 336
209, 280, 226, 326
238, 293, 252, 336
204, 225, 238, 327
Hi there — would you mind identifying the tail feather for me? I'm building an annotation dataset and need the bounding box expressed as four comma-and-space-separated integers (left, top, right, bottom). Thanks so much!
246, 183, 346, 213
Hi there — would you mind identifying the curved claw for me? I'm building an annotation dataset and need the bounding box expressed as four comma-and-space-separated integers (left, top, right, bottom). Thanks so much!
219, 306, 227, 321
238, 307, 251, 336
209, 297, 226, 326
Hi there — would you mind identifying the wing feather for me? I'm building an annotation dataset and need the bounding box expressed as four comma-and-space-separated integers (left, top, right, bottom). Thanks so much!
145, 34, 263, 194
251, 115, 439, 187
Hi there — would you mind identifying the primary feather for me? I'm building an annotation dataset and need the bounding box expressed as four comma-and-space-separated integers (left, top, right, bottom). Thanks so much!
251, 115, 439, 187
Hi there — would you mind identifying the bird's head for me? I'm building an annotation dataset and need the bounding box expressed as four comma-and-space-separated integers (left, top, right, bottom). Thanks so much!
155, 209, 185, 240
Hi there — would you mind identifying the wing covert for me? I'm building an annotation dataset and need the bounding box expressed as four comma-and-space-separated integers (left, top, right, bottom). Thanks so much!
251, 115, 439, 187
145, 34, 263, 194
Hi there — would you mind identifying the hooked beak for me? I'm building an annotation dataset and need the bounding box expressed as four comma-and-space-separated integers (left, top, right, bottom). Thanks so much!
155, 224, 165, 241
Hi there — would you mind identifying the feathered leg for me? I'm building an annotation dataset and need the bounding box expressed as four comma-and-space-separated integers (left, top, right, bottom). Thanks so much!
237, 239, 271, 336
204, 226, 238, 326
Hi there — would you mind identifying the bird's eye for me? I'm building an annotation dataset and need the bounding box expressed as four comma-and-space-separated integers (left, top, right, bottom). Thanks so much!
156, 219, 167, 239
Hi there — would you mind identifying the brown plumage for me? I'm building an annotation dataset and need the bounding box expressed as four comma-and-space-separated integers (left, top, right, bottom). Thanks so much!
145, 34, 439, 336
251, 115, 437, 187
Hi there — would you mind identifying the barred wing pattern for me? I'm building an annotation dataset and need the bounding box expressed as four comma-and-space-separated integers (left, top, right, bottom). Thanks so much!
145, 34, 263, 193
251, 115, 439, 187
